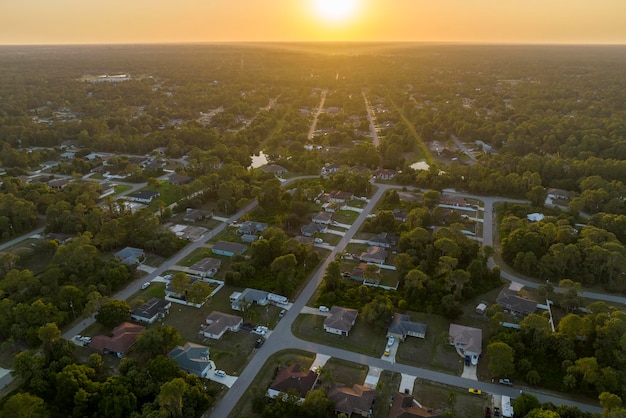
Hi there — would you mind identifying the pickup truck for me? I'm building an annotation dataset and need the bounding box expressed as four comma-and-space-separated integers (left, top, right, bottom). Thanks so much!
498, 378, 513, 386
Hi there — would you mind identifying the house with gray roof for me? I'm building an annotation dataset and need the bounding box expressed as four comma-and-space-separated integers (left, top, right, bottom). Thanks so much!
189, 257, 222, 278
367, 232, 398, 248
360, 246, 388, 264
387, 313, 427, 341
131, 298, 171, 324
324, 306, 358, 337
212, 241, 248, 257
168, 342, 212, 378
238, 221, 267, 236
301, 223, 327, 237
496, 288, 537, 316
230, 288, 269, 311
199, 311, 243, 339
114, 247, 145, 265
449, 324, 482, 357
183, 208, 213, 222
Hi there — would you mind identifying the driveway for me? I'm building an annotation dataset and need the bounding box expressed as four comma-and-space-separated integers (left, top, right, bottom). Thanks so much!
309, 354, 330, 371
380, 339, 399, 363
461, 364, 478, 380
399, 374, 417, 393
363, 366, 382, 389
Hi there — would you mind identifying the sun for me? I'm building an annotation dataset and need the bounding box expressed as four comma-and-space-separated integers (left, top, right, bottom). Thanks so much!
312, 0, 359, 23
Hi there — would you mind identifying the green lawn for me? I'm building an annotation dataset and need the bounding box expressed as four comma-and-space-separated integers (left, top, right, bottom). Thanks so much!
334, 210, 359, 223
148, 182, 184, 206
323, 357, 368, 387
178, 247, 216, 267
413, 380, 488, 417
114, 184, 132, 195
292, 314, 387, 357
319, 232, 342, 245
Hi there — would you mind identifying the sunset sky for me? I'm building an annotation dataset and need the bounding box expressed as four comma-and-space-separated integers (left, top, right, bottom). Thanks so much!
2, 0, 625, 45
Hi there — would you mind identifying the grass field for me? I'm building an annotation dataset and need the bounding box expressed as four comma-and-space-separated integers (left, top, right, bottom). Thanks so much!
322, 357, 368, 387
413, 379, 489, 417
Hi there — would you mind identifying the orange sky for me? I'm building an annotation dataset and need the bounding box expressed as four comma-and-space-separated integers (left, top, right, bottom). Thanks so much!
1, 0, 625, 45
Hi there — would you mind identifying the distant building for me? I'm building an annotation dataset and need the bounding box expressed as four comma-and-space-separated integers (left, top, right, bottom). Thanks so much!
546, 188, 571, 200
230, 288, 269, 311
324, 306, 358, 337
439, 194, 467, 207
262, 165, 288, 176
183, 208, 213, 222
188, 257, 222, 278
373, 168, 397, 180
360, 246, 388, 264
313, 212, 333, 225
393, 209, 407, 223
301, 223, 327, 237
126, 190, 160, 204
367, 232, 398, 248
238, 221, 267, 236
114, 247, 145, 265
168, 173, 193, 186
327, 191, 354, 204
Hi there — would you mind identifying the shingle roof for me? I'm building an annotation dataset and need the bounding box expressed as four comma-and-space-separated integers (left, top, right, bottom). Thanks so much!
89, 322, 144, 354
324, 306, 358, 333
168, 342, 211, 375
388, 314, 427, 338
131, 298, 170, 320
269, 364, 317, 398
328, 384, 375, 416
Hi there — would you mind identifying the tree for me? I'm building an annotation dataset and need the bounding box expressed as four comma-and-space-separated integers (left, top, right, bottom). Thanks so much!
0, 392, 47, 418
170, 272, 191, 297
487, 341, 515, 377
97, 375, 138, 418
134, 325, 183, 357
301, 389, 334, 418
362, 295, 393, 330
95, 299, 130, 328
186, 281, 213, 304
158, 377, 187, 418
513, 393, 542, 417
599, 392, 626, 417
440, 294, 463, 320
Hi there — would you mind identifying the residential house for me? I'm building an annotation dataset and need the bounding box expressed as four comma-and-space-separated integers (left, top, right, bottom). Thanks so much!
262, 165, 288, 176
393, 209, 407, 223
449, 324, 482, 357
183, 208, 213, 222
322, 202, 341, 213
387, 314, 427, 341
301, 223, 327, 237
59, 151, 76, 159
168, 342, 212, 378
321, 163, 343, 176
126, 190, 160, 204
328, 191, 354, 204
328, 384, 376, 417
241, 234, 259, 243
367, 232, 398, 249
131, 298, 171, 324
313, 212, 333, 225
47, 179, 68, 189
360, 246, 388, 264
199, 311, 243, 339
324, 306, 358, 336
165, 276, 202, 299
267, 363, 318, 401
168, 173, 193, 186
99, 183, 116, 199
40, 161, 60, 170
496, 288, 537, 316
189, 257, 222, 278
114, 247, 145, 265
389, 392, 442, 418
294, 236, 314, 246
89, 322, 144, 358
212, 241, 248, 257
439, 194, 467, 207
238, 221, 268, 236
373, 168, 397, 180
350, 262, 368, 282
546, 188, 571, 200
230, 288, 269, 311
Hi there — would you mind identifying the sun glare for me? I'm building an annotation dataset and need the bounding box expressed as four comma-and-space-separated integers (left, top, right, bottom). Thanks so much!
312, 0, 359, 23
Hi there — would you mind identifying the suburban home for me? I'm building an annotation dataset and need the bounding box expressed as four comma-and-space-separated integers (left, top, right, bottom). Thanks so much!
230, 288, 269, 311
126, 190, 160, 204
238, 221, 268, 236
496, 288, 537, 316
168, 173, 193, 186
327, 191, 354, 204
449, 324, 482, 357
40, 160, 60, 170
546, 188, 571, 200
165, 276, 202, 299
262, 164, 288, 176
183, 208, 213, 222
350, 262, 369, 282
322, 201, 341, 213
321, 163, 344, 176
130, 298, 171, 324
295, 236, 315, 246
212, 241, 248, 257
393, 209, 407, 223
114, 247, 145, 265
168, 342, 212, 378
241, 234, 258, 243
47, 179, 69, 189
327, 384, 376, 417
373, 168, 397, 180
439, 194, 468, 207
389, 392, 442, 418
189, 257, 222, 278
267, 363, 318, 401
301, 223, 327, 237
99, 183, 116, 199
313, 212, 333, 225
387, 314, 428, 341
367, 232, 398, 248
89, 322, 145, 358
199, 311, 243, 339
360, 246, 388, 264
324, 306, 359, 337
60, 151, 76, 159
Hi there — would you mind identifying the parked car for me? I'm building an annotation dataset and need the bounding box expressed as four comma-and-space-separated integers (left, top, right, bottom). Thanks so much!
141, 282, 151, 290
384, 349, 390, 356
279, 309, 286, 318
493, 407, 500, 417
253, 326, 268, 335
319, 306, 330, 312
498, 378, 513, 386
214, 370, 226, 377
387, 336, 395, 347
468, 388, 482, 395
255, 338, 265, 348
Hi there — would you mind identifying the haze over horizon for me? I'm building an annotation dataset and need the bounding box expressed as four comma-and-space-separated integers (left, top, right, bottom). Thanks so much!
2, 0, 625, 46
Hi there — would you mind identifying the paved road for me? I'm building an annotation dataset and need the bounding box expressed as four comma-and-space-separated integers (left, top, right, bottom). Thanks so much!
362, 91, 381, 148
307, 89, 327, 141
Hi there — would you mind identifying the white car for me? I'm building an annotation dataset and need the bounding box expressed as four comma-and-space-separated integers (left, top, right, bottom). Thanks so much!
319, 306, 330, 312
253, 326, 268, 335
214, 370, 226, 377
387, 336, 395, 347
141, 282, 151, 290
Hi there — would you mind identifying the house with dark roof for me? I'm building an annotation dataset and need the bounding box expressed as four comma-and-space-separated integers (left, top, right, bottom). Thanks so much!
328, 384, 376, 417
373, 168, 397, 180
360, 246, 388, 264
324, 306, 358, 336
368, 232, 398, 248
131, 298, 171, 324
168, 342, 212, 378
262, 165, 288, 175
387, 314, 427, 341
496, 288, 537, 316
267, 363, 318, 401
546, 188, 571, 200
439, 194, 467, 207
199, 311, 243, 339
230, 288, 269, 311
321, 163, 344, 176
327, 191, 354, 204
212, 241, 248, 257
301, 223, 327, 237
313, 212, 333, 225
126, 190, 160, 204
114, 247, 145, 265
238, 221, 268, 236
183, 208, 213, 222
389, 392, 442, 418
393, 209, 407, 223
189, 257, 222, 278
89, 322, 144, 358
168, 173, 193, 186
449, 324, 482, 357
